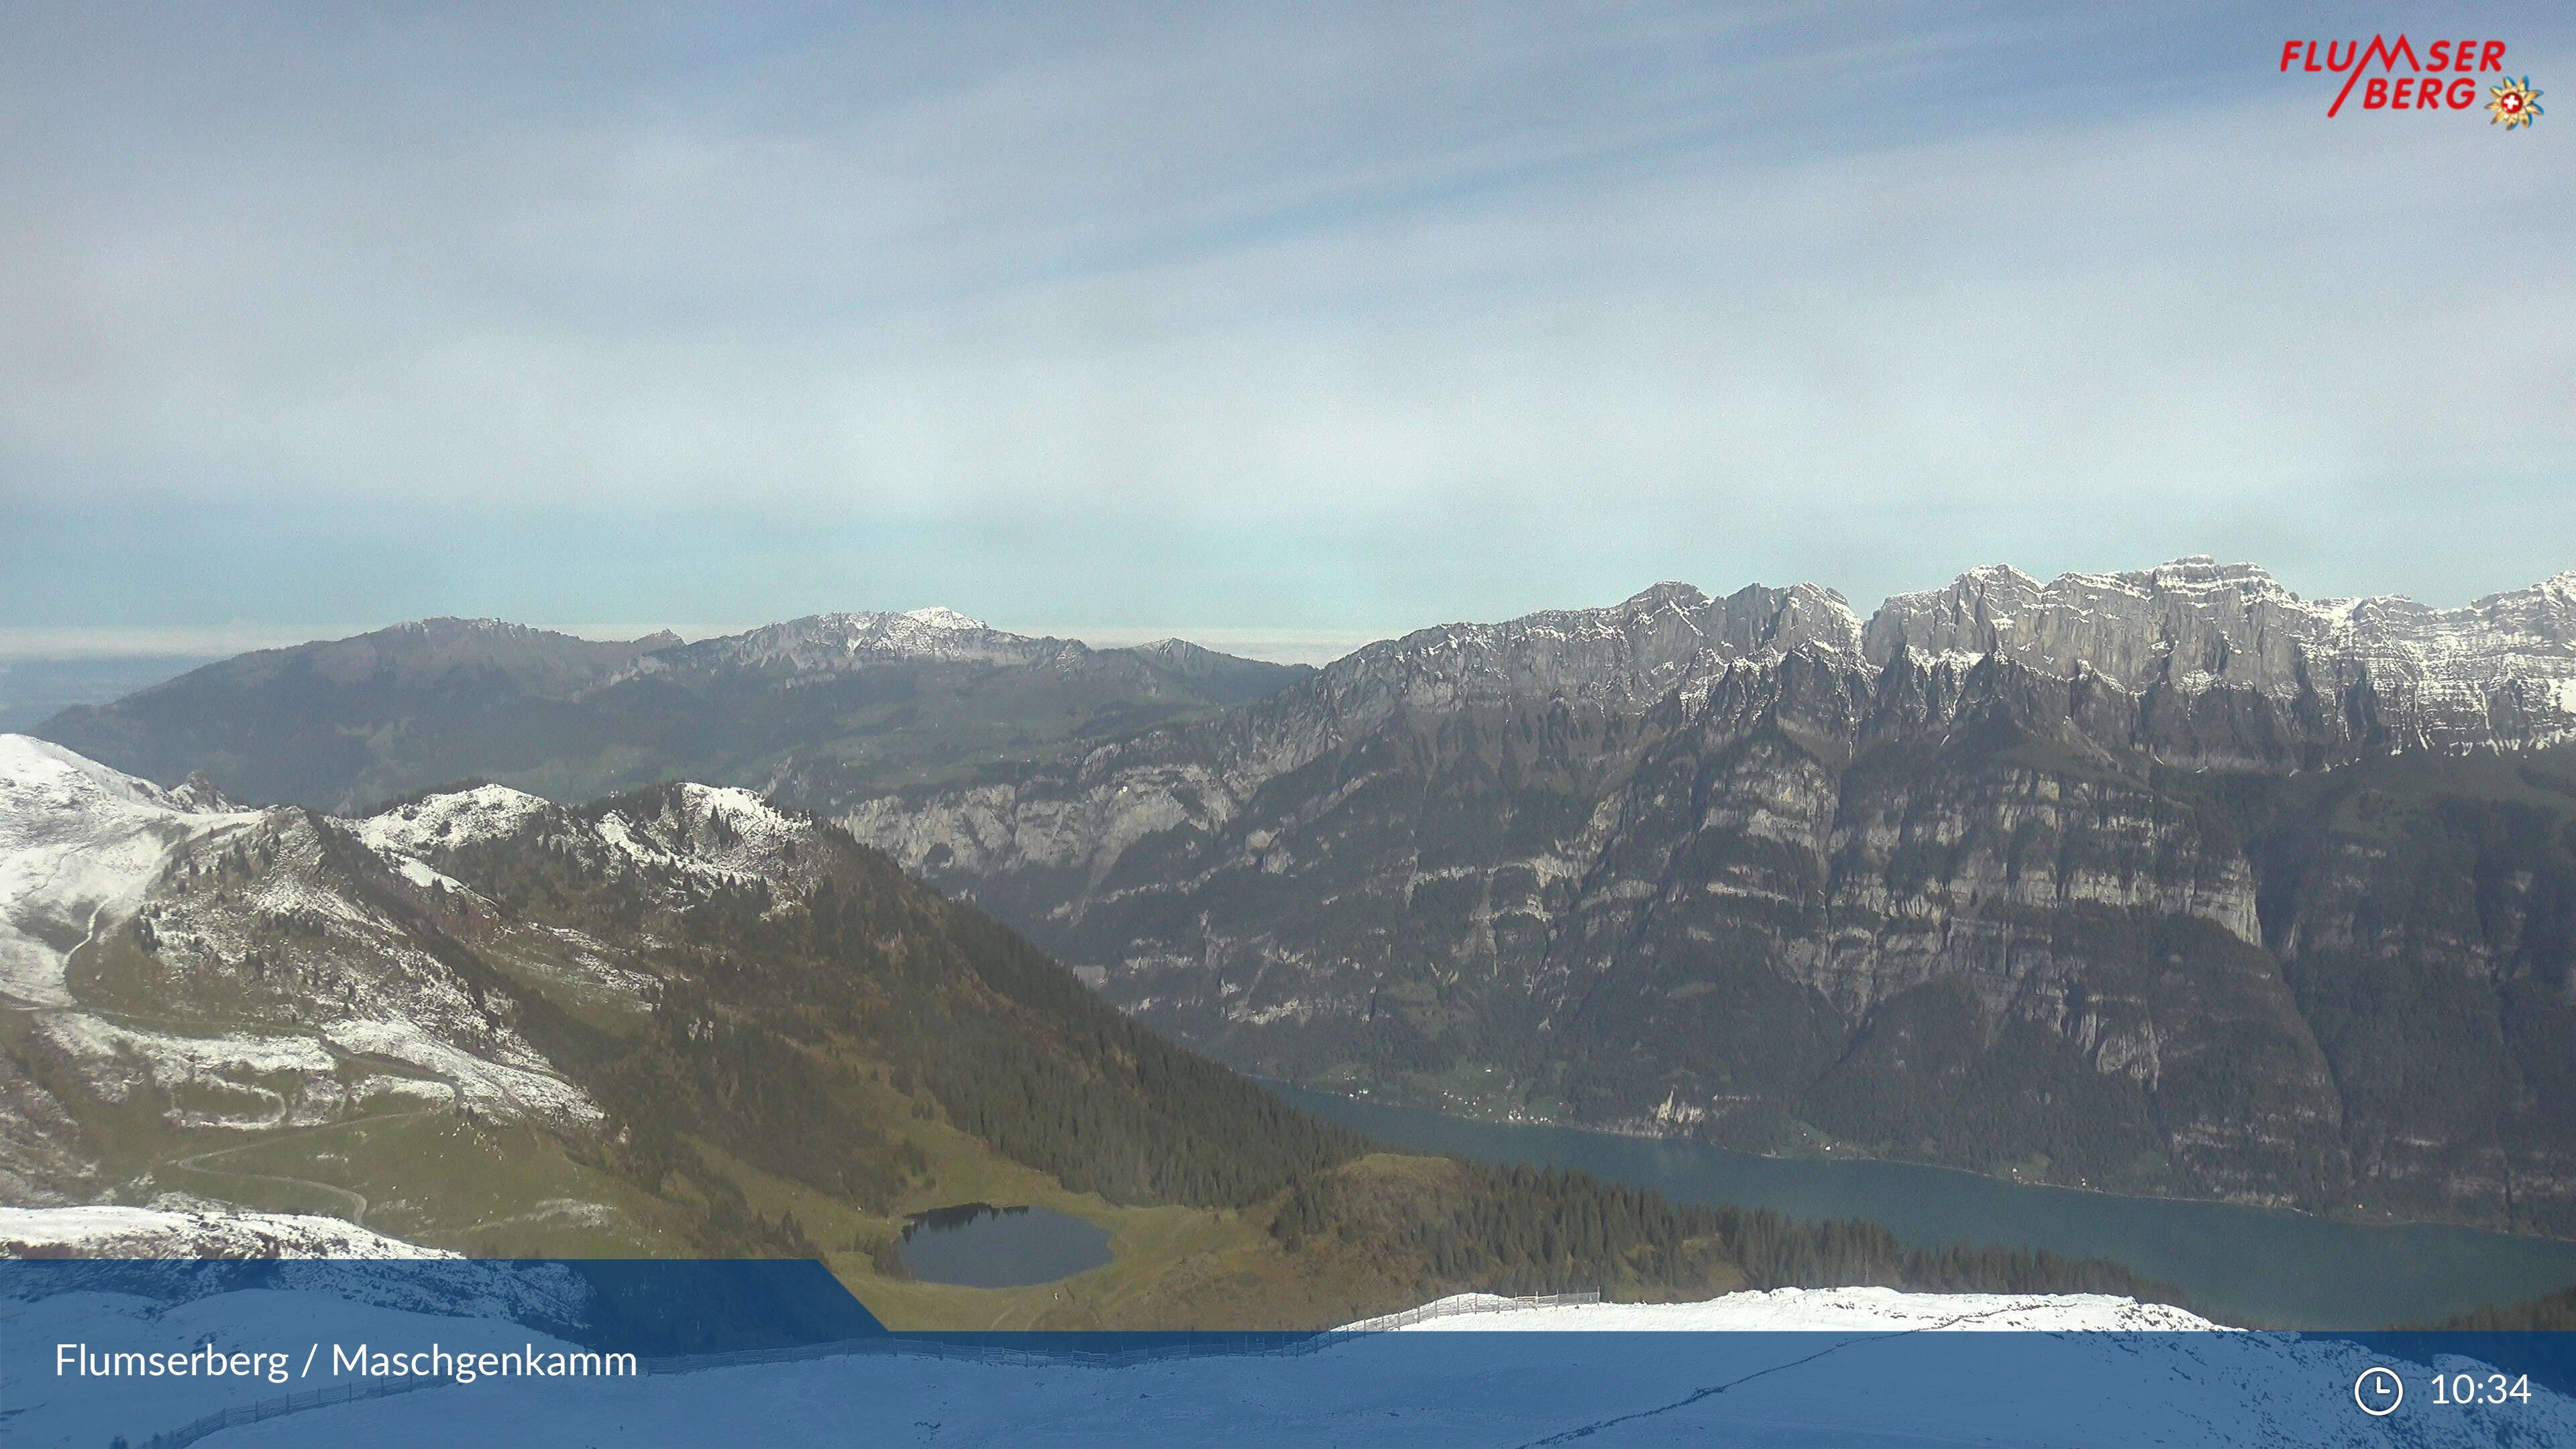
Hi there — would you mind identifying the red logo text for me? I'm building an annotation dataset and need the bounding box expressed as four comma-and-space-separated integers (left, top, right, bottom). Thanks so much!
2279, 37, 2508, 115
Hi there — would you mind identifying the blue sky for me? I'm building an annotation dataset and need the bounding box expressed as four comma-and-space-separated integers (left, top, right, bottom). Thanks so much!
2, 2, 2569, 660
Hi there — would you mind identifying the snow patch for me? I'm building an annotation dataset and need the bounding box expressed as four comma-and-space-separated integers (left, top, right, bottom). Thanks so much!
0, 1203, 448, 1258
41, 1016, 337, 1085
900, 606, 987, 630
388, 854, 466, 893
322, 1020, 601, 1126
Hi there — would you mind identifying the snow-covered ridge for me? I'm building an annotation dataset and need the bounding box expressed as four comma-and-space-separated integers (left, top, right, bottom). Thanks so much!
342, 773, 828, 901
352, 783, 550, 858
1312, 580, 1868, 718
1342, 1286, 2221, 1333
1283, 559, 2572, 753
0, 734, 227, 819
1864, 557, 2576, 749
1407, 580, 1865, 665
0, 739, 610, 1179
584, 783, 828, 894
631, 606, 1069, 679
899, 605, 987, 630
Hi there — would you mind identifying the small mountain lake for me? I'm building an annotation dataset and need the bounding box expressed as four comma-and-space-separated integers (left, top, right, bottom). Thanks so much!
1269, 1083, 2576, 1329
898, 1203, 1113, 1288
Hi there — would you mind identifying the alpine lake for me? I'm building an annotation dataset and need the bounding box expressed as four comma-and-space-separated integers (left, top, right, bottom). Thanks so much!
896, 1203, 1115, 1289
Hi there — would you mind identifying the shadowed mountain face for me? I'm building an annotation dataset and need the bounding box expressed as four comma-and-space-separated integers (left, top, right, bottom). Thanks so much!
36, 612, 1311, 814
841, 561, 2576, 1234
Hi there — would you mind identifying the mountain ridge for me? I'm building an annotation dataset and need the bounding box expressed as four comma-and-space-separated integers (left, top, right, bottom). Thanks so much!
36, 610, 1314, 813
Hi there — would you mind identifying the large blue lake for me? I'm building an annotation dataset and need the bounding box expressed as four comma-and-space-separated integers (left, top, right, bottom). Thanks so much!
1271, 1083, 2576, 1328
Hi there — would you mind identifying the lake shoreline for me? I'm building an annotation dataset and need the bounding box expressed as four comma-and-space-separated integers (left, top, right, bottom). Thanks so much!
1277, 1079, 2576, 1250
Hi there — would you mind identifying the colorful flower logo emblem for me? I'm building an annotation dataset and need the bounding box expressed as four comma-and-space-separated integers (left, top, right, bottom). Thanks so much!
2487, 76, 2543, 128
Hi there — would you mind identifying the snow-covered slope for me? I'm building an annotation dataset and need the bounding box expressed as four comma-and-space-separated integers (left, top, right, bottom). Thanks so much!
0, 737, 617, 1224
0, 735, 851, 1177
0, 734, 260, 1006
0, 1203, 453, 1258
1341, 1286, 2221, 1332
582, 784, 838, 896
358, 778, 844, 906
0, 737, 936, 1256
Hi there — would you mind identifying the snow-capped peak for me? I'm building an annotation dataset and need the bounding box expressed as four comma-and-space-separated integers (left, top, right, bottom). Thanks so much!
350, 784, 551, 858
669, 606, 1063, 675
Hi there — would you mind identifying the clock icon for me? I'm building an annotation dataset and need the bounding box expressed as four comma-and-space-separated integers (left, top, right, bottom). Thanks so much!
2355, 1366, 2404, 1417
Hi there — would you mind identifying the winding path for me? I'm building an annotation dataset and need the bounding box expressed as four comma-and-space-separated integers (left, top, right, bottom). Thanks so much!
156, 1092, 458, 1228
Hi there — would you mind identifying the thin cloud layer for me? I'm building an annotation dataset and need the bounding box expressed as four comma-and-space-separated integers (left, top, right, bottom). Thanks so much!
2, 2, 2569, 637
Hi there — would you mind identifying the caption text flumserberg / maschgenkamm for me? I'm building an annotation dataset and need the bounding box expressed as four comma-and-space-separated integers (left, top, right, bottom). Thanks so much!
56, 1342, 640, 1385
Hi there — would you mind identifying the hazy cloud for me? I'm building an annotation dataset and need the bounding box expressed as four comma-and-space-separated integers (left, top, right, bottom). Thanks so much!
3, 1, 2569, 640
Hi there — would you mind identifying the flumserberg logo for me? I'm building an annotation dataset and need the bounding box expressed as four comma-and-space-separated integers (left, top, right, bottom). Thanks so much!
2277, 36, 2542, 126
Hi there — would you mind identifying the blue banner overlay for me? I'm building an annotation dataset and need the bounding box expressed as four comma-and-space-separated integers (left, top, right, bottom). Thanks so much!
5, 1261, 2572, 1447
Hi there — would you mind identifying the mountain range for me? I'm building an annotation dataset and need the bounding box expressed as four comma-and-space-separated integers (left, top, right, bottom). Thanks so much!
35, 610, 1309, 814
28, 558, 2576, 1238
835, 559, 2576, 1232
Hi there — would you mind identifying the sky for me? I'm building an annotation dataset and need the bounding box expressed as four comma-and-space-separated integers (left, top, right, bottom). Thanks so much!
2, 1, 2570, 662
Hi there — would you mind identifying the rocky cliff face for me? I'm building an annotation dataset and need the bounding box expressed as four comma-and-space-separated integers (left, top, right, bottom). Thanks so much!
843, 561, 2576, 1232
1865, 559, 2576, 757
